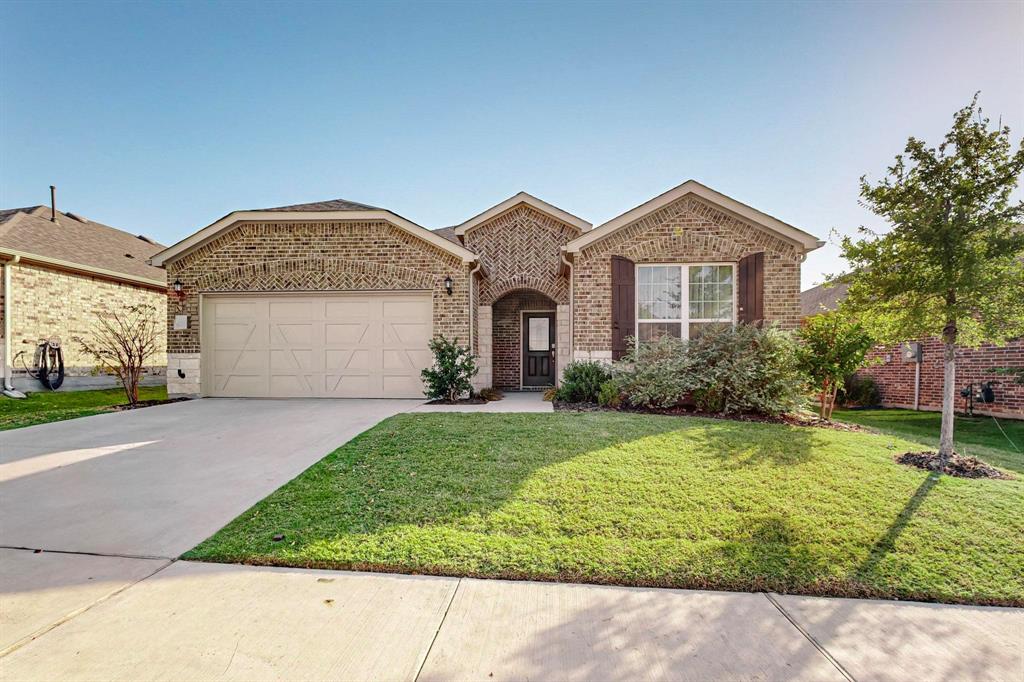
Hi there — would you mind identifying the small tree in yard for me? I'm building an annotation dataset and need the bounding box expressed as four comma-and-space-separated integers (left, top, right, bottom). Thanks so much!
421, 336, 477, 401
839, 94, 1024, 467
76, 304, 162, 406
796, 311, 874, 420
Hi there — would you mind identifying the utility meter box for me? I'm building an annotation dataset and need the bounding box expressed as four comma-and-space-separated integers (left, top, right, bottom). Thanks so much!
901, 342, 922, 363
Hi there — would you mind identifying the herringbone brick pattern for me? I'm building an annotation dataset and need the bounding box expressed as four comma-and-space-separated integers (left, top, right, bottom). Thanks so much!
166, 220, 469, 354
464, 205, 577, 306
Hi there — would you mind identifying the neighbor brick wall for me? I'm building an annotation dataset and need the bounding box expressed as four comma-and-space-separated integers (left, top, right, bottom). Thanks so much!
164, 220, 471, 394
857, 338, 1023, 418
2, 261, 166, 377
491, 290, 558, 389
463, 204, 576, 306
572, 195, 803, 355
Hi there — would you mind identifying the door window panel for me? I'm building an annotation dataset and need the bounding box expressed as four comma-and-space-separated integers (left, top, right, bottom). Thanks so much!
528, 317, 549, 351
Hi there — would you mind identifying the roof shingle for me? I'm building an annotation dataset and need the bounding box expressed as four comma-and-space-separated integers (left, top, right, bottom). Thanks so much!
257, 198, 382, 212
0, 208, 166, 283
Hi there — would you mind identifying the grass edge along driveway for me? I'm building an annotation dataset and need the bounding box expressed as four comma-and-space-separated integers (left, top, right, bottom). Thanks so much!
0, 386, 168, 431
186, 412, 1023, 607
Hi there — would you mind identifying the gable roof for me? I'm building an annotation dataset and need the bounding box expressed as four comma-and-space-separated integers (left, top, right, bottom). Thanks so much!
453, 192, 591, 236
0, 207, 166, 286
258, 198, 383, 212
150, 199, 477, 267
564, 179, 823, 253
800, 281, 851, 317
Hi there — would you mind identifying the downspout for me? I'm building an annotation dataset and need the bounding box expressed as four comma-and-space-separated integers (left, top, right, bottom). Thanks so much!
468, 260, 482, 354
3, 255, 25, 396
913, 356, 921, 411
560, 249, 574, 368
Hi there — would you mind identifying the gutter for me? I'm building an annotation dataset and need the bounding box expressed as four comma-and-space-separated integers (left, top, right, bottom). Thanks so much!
0, 248, 167, 291
560, 249, 574, 369
2, 255, 25, 396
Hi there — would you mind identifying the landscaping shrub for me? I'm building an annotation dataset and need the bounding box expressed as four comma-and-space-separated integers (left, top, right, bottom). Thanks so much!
421, 336, 477, 401
795, 311, 874, 419
840, 374, 881, 407
554, 361, 612, 403
615, 323, 806, 416
597, 380, 622, 408
615, 334, 695, 408
542, 387, 558, 401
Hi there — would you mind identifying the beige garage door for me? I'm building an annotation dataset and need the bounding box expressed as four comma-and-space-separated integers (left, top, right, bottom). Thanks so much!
202, 293, 433, 398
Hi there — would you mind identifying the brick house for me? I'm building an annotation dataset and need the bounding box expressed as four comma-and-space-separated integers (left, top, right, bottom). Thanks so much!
151, 180, 822, 399
801, 283, 1023, 419
1, 204, 167, 393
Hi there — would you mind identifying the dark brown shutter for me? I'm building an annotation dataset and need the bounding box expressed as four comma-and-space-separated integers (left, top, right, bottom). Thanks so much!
738, 252, 764, 326
611, 256, 636, 360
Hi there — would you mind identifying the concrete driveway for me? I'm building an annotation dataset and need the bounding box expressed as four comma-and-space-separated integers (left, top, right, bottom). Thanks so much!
0, 398, 414, 558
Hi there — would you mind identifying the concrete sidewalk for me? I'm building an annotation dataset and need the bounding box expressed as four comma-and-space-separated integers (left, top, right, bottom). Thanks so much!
2, 554, 1020, 681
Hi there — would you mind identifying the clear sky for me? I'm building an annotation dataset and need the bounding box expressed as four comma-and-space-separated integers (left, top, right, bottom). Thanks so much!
2, 1, 1021, 289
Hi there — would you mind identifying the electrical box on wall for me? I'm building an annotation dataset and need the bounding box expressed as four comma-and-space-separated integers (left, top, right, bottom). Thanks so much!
173, 315, 188, 331
901, 342, 922, 363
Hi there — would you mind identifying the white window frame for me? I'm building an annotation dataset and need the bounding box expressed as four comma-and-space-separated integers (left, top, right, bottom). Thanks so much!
634, 262, 737, 342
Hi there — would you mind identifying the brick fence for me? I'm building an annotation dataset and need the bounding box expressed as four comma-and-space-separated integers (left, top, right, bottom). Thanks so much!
856, 338, 1023, 419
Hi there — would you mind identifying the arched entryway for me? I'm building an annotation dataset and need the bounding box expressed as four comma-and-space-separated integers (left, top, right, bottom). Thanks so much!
489, 289, 559, 390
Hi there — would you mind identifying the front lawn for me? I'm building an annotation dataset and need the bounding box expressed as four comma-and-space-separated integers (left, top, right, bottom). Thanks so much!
833, 408, 1024, 474
186, 412, 1023, 606
0, 386, 168, 431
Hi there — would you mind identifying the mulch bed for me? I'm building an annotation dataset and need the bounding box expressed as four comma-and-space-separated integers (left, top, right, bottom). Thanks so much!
425, 397, 488, 405
109, 397, 191, 412
896, 451, 1012, 479
552, 401, 864, 432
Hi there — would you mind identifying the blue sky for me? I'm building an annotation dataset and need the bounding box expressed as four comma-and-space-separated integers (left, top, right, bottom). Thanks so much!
2, 1, 1021, 289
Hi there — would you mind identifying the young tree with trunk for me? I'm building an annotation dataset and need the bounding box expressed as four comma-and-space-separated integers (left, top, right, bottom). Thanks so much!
796, 311, 874, 420
77, 304, 163, 406
839, 94, 1024, 466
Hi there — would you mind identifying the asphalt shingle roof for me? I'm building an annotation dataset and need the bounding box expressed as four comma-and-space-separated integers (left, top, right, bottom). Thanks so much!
800, 281, 850, 317
257, 198, 383, 212
0, 207, 166, 282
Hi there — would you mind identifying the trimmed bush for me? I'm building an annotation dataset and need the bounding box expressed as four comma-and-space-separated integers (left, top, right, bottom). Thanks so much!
421, 336, 477, 401
555, 361, 612, 403
615, 323, 806, 416
478, 387, 504, 402
597, 380, 622, 408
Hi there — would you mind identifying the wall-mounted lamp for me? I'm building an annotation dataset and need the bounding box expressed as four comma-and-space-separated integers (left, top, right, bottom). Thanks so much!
444, 276, 453, 296
172, 278, 183, 294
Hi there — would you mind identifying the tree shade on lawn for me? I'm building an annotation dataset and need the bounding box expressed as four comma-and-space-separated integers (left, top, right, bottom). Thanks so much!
186, 412, 1024, 606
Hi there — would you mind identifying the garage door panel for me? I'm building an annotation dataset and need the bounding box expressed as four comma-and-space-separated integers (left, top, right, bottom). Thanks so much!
271, 323, 314, 345
270, 348, 313, 370
325, 323, 371, 345
204, 293, 432, 398
325, 299, 372, 318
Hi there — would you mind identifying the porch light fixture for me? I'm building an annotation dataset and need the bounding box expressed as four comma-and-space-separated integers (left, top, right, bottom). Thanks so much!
444, 276, 453, 296
172, 278, 183, 294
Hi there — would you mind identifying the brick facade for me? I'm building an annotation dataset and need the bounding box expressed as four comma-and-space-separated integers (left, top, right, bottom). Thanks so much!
857, 339, 1023, 419
164, 220, 471, 395
463, 204, 577, 387
571, 195, 802, 357
1, 261, 166, 380
491, 290, 558, 389
464, 205, 576, 307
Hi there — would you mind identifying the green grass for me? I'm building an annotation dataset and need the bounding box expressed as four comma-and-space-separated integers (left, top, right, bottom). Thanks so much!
0, 386, 168, 431
186, 412, 1024, 606
833, 408, 1024, 474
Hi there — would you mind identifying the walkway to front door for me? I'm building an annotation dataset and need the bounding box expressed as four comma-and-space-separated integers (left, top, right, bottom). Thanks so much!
522, 312, 555, 387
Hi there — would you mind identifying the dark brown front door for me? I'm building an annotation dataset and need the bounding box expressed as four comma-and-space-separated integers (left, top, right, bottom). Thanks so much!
522, 313, 555, 387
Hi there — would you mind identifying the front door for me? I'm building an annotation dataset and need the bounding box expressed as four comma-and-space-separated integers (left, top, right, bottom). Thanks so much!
522, 312, 555, 387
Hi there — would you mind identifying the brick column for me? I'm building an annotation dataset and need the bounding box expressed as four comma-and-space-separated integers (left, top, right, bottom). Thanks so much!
474, 305, 492, 390
556, 304, 571, 384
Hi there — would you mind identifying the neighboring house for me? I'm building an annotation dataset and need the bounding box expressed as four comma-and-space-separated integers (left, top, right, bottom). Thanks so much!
151, 179, 822, 399
0, 204, 167, 392
801, 283, 1023, 418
